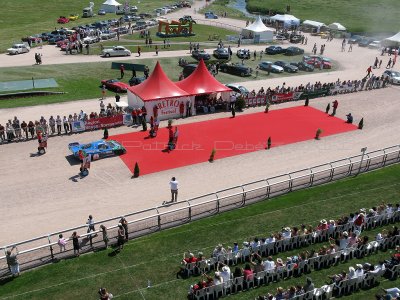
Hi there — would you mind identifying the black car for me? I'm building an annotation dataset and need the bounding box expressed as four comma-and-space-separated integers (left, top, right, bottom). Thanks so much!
179, 15, 196, 24
290, 61, 314, 72
182, 64, 198, 78
358, 38, 374, 47
191, 50, 211, 61
213, 48, 229, 59
290, 35, 302, 44
236, 49, 250, 59
129, 76, 146, 86
285, 46, 304, 56
265, 46, 286, 55
219, 63, 252, 77
274, 61, 298, 73
348, 35, 364, 44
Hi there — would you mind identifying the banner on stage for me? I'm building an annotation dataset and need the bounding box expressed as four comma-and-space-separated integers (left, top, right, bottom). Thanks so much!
85, 115, 123, 130
71, 121, 85, 132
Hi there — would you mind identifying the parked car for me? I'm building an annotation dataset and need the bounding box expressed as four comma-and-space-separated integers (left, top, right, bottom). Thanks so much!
219, 63, 252, 77
258, 61, 284, 73
7, 43, 30, 55
129, 76, 146, 86
69, 140, 126, 160
274, 61, 298, 73
290, 61, 314, 72
182, 64, 198, 78
48, 35, 66, 44
290, 35, 302, 44
285, 46, 304, 56
225, 84, 249, 96
57, 16, 70, 24
348, 35, 364, 44
368, 41, 381, 49
83, 36, 100, 44
101, 46, 131, 57
192, 49, 211, 61
116, 9, 126, 15
265, 45, 286, 55
275, 34, 287, 41
98, 9, 106, 15
205, 11, 218, 19
101, 79, 130, 93
213, 48, 229, 59
130, 6, 138, 12
382, 70, 400, 84
100, 31, 117, 40
304, 57, 332, 69
236, 49, 250, 59
358, 38, 374, 47
69, 14, 79, 21
179, 15, 196, 23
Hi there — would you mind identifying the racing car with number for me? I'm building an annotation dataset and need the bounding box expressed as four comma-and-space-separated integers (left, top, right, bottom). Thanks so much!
69, 140, 126, 160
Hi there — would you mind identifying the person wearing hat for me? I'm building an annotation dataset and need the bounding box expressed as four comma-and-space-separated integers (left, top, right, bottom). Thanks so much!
339, 231, 349, 250
355, 264, 364, 278
348, 266, 356, 279
304, 277, 314, 292
218, 263, 231, 288
276, 258, 284, 267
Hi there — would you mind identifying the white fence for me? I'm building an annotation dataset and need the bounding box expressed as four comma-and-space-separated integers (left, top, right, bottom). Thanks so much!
0, 144, 399, 276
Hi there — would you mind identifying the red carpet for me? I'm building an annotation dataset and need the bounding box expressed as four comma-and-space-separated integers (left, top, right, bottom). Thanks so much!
110, 106, 357, 175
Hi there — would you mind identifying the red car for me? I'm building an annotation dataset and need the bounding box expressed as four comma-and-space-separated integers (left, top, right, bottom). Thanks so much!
57, 16, 70, 24
304, 57, 332, 69
101, 79, 130, 93
56, 39, 69, 48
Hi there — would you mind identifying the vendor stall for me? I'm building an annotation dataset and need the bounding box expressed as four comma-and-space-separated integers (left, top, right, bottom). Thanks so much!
269, 14, 300, 29
241, 16, 274, 43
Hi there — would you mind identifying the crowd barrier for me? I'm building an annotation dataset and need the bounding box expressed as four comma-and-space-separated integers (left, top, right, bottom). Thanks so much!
0, 144, 399, 276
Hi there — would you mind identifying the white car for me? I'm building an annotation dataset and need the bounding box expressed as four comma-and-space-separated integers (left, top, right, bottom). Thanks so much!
101, 46, 131, 57
83, 36, 100, 44
368, 41, 381, 49
383, 70, 400, 84
7, 43, 30, 55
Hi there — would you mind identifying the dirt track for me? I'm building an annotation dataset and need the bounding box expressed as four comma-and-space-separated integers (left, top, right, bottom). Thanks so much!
1, 2, 400, 245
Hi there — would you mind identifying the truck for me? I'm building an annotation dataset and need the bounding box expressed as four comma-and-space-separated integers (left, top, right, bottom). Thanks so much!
82, 2, 94, 17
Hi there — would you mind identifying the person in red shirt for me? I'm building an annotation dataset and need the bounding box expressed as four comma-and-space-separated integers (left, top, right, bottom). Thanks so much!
179, 101, 185, 118
120, 64, 125, 79
177, 252, 197, 279
366, 66, 372, 78
331, 100, 339, 116
131, 109, 137, 125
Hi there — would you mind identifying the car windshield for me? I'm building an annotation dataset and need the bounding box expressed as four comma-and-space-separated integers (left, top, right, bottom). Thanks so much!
82, 144, 92, 149
391, 71, 400, 77
106, 141, 115, 148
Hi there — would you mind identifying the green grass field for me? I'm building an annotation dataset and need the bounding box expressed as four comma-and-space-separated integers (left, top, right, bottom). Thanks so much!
246, 0, 400, 34
1, 164, 399, 300
0, 0, 180, 53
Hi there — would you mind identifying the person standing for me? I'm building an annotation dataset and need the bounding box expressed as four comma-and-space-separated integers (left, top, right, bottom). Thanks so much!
386, 58, 392, 69
62, 116, 69, 134
120, 64, 125, 79
28, 120, 35, 138
0, 123, 5, 142
366, 66, 372, 78
71, 231, 80, 256
6, 246, 20, 276
137, 46, 141, 57
155, 45, 158, 56
101, 84, 106, 99
348, 43, 352, 52
87, 215, 96, 233
117, 223, 125, 251
179, 101, 185, 118
186, 100, 192, 118
120, 217, 129, 241
331, 100, 339, 116
100, 225, 109, 248
56, 115, 62, 135
168, 177, 179, 203
21, 120, 28, 139
49, 116, 56, 135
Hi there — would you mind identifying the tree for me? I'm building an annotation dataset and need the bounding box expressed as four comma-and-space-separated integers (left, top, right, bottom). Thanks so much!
358, 118, 364, 129
315, 128, 323, 140
103, 128, 109, 139
209, 148, 216, 162
325, 103, 330, 114
304, 96, 309, 106
133, 162, 140, 178
236, 96, 246, 111
265, 101, 271, 113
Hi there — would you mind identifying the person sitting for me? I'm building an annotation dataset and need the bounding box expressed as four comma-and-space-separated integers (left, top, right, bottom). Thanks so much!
346, 113, 353, 123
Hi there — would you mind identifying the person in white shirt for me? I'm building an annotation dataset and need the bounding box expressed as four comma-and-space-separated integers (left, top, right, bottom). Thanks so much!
265, 234, 276, 244
339, 231, 349, 250
56, 115, 62, 135
167, 177, 178, 204
263, 256, 276, 273
355, 264, 364, 278
219, 265, 231, 288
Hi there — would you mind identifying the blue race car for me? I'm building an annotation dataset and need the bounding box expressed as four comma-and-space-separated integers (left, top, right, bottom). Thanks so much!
68, 139, 126, 160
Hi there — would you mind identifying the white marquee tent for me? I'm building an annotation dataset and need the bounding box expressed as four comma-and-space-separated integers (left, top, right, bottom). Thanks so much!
270, 14, 300, 28
241, 16, 274, 42
328, 22, 346, 31
100, 0, 122, 13
383, 32, 400, 47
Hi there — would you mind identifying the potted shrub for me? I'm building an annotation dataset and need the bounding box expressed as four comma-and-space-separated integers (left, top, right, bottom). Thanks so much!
167, 119, 173, 128
315, 128, 323, 140
304, 96, 309, 107
236, 96, 246, 111
266, 136, 272, 149
209, 148, 216, 162
264, 101, 271, 113
103, 127, 109, 139
133, 162, 140, 178
358, 118, 364, 129
325, 103, 330, 114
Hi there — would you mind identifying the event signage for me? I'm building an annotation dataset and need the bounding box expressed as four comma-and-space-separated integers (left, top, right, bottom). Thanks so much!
85, 115, 123, 130
71, 121, 85, 133
123, 114, 133, 126
154, 98, 184, 117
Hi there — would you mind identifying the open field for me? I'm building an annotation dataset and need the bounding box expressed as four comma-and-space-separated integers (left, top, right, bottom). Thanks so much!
0, 164, 399, 299
0, 49, 335, 108
246, 0, 400, 34
0, 0, 184, 53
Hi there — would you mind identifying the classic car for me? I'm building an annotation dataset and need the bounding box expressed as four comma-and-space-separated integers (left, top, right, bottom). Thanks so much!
7, 43, 30, 55
284, 46, 305, 56
236, 49, 251, 59
69, 14, 79, 21
265, 45, 286, 55
382, 70, 400, 84
182, 64, 198, 78
129, 76, 146, 86
102, 46, 131, 57
274, 61, 298, 73
191, 49, 211, 60
69, 140, 126, 160
348, 35, 363, 44
83, 36, 101, 44
258, 61, 284, 73
219, 63, 252, 77
100, 31, 118, 40
98, 9, 106, 15
358, 38, 375, 47
303, 56, 332, 69
290, 35, 302, 44
205, 11, 218, 19
225, 84, 249, 96
368, 41, 381, 49
290, 61, 314, 72
179, 15, 196, 23
57, 16, 70, 24
48, 35, 67, 44
101, 79, 130, 93
213, 48, 229, 59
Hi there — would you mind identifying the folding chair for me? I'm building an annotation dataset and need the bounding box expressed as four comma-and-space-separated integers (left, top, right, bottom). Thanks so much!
193, 288, 206, 300
387, 264, 400, 280
205, 285, 215, 300
313, 288, 325, 300
302, 290, 314, 300
274, 239, 283, 254
333, 280, 346, 297
244, 274, 255, 290
321, 284, 334, 299
254, 271, 266, 286
294, 259, 306, 277
283, 238, 291, 251
197, 260, 211, 274
214, 283, 224, 299
266, 242, 275, 256
184, 262, 197, 277
233, 276, 244, 293
240, 248, 251, 263
290, 236, 299, 249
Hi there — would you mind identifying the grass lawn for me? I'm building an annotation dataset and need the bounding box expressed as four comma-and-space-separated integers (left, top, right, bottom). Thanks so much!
0, 164, 399, 299
198, 0, 250, 21
0, 0, 183, 53
0, 48, 336, 109
246, 0, 400, 34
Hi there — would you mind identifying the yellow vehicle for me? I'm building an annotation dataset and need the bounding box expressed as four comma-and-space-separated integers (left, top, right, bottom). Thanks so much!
69, 14, 79, 21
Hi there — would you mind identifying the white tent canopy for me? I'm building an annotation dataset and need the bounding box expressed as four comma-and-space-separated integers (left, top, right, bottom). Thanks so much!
101, 0, 122, 13
328, 22, 346, 31
303, 20, 326, 28
383, 32, 400, 47
270, 14, 300, 28
241, 16, 274, 42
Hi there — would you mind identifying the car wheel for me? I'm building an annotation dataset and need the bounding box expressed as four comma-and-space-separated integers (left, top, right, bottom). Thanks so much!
106, 53, 111, 57
240, 72, 245, 77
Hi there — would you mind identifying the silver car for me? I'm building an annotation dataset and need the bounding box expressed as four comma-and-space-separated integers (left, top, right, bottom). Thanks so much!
383, 70, 400, 84
7, 43, 30, 55
258, 61, 284, 73
101, 46, 131, 57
